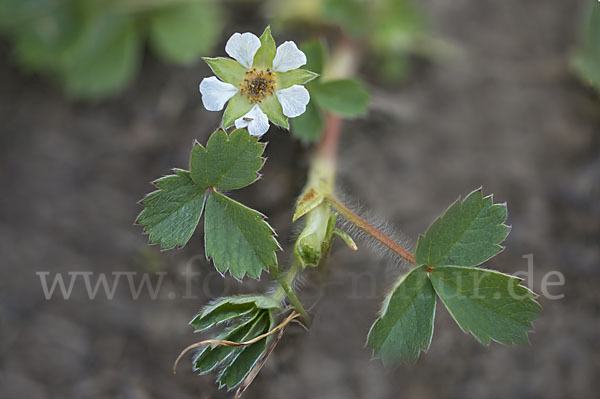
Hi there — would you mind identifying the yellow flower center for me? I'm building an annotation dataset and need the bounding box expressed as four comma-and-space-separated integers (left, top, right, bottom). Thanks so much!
239, 68, 277, 104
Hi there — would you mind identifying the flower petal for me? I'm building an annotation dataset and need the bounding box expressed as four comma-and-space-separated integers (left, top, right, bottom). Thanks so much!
235, 104, 270, 137
199, 77, 238, 111
225, 32, 261, 69
272, 41, 307, 72
276, 85, 310, 118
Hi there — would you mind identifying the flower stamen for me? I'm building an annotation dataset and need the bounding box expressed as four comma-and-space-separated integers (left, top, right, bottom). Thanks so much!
239, 68, 277, 104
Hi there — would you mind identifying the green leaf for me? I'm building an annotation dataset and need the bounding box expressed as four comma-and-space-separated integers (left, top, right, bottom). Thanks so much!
259, 95, 289, 129
429, 266, 541, 345
571, 1, 600, 91
194, 311, 265, 373
217, 311, 273, 389
312, 78, 370, 117
300, 39, 325, 75
252, 26, 276, 68
222, 93, 253, 129
571, 48, 600, 92
276, 69, 319, 90
190, 129, 265, 191
290, 99, 324, 143
59, 15, 142, 99
366, 266, 436, 366
190, 295, 280, 332
204, 191, 279, 279
149, 1, 222, 65
136, 170, 206, 250
415, 189, 510, 268
204, 57, 247, 85
191, 302, 255, 332
11, 1, 83, 72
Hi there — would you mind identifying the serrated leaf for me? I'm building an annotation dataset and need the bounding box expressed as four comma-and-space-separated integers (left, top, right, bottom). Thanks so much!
136, 170, 206, 250
415, 189, 510, 268
194, 311, 265, 373
300, 39, 325, 75
204, 57, 247, 85
290, 99, 324, 143
190, 129, 265, 191
217, 310, 273, 389
252, 26, 276, 68
149, 1, 222, 65
276, 69, 319, 90
205, 191, 279, 279
312, 78, 370, 117
222, 93, 253, 129
367, 266, 436, 366
429, 266, 541, 345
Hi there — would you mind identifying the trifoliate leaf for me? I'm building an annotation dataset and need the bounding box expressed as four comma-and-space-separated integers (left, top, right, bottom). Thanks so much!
415, 189, 510, 268
149, 1, 222, 65
312, 78, 370, 117
300, 40, 325, 75
222, 94, 253, 129
203, 57, 247, 86
276, 69, 319, 90
204, 191, 279, 279
290, 99, 324, 143
367, 266, 436, 366
194, 311, 265, 373
190, 129, 265, 191
136, 170, 206, 250
217, 311, 273, 389
252, 26, 276, 69
429, 266, 541, 345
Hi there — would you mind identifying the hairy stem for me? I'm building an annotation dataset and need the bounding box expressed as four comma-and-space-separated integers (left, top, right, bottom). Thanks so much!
324, 194, 416, 265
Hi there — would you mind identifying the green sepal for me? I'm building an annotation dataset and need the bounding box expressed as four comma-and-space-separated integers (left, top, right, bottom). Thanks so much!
367, 265, 436, 366
415, 189, 510, 268
252, 26, 276, 68
222, 94, 253, 129
429, 266, 542, 345
293, 188, 325, 222
260, 95, 289, 129
204, 191, 280, 279
203, 57, 247, 85
190, 129, 265, 191
276, 69, 319, 90
312, 78, 370, 117
136, 169, 206, 250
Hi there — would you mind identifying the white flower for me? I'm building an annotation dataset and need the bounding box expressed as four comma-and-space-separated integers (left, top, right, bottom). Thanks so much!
199, 28, 318, 137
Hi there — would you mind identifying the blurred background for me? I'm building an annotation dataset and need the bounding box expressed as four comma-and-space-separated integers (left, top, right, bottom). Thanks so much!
1, 0, 599, 398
